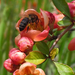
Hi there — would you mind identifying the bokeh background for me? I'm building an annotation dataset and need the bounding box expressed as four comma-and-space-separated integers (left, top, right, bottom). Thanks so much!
0, 0, 75, 75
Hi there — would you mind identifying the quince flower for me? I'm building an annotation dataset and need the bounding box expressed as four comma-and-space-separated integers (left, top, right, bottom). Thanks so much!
13, 62, 45, 75
16, 9, 50, 41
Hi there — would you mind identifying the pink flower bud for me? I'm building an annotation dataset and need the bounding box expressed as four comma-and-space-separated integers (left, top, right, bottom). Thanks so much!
68, 1, 75, 19
3, 58, 19, 73
9, 48, 26, 65
18, 37, 34, 53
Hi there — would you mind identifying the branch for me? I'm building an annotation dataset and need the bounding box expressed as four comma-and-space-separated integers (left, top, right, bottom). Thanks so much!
48, 35, 58, 41
49, 24, 74, 52
69, 28, 75, 31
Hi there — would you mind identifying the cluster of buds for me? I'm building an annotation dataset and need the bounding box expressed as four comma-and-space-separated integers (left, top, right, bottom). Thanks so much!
4, 48, 26, 72
4, 9, 56, 75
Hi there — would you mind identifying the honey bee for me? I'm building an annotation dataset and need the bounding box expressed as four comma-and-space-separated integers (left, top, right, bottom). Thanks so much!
19, 14, 39, 31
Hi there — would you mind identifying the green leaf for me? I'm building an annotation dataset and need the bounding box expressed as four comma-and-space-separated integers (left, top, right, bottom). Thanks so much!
25, 51, 46, 65
58, 17, 72, 26
66, 0, 73, 2
52, 0, 71, 18
50, 48, 59, 60
54, 62, 74, 75
35, 41, 49, 55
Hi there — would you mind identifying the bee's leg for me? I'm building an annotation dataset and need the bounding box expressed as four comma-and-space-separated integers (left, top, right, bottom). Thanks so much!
26, 26, 29, 32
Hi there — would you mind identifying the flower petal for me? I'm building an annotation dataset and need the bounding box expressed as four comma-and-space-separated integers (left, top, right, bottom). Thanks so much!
21, 30, 41, 40
53, 13, 64, 30
13, 69, 20, 75
40, 9, 49, 29
34, 68, 45, 75
24, 9, 42, 20
16, 18, 24, 32
15, 34, 21, 47
34, 26, 50, 41
45, 11, 55, 31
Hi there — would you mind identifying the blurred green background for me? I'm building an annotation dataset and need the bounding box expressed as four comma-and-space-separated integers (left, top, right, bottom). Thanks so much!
0, 0, 75, 75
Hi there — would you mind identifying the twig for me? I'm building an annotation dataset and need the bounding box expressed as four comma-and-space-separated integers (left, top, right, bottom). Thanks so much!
69, 28, 75, 31
48, 35, 58, 41
49, 24, 74, 52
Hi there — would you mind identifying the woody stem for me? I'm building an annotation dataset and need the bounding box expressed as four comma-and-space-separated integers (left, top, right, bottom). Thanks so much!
49, 23, 74, 52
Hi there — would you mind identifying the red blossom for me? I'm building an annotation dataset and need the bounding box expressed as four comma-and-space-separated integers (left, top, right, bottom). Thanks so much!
16, 9, 50, 41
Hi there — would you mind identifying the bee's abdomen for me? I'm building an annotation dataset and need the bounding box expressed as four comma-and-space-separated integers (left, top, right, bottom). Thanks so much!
19, 17, 29, 31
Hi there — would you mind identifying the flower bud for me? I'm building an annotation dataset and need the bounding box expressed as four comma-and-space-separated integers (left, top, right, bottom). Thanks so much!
68, 37, 75, 51
3, 58, 19, 73
9, 48, 26, 65
18, 37, 34, 53
68, 1, 75, 19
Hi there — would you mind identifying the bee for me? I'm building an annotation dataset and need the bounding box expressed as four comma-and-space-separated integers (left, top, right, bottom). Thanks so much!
19, 14, 39, 31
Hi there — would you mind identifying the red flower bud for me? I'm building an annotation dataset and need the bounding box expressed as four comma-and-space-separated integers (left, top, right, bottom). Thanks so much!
18, 37, 34, 53
68, 37, 75, 51
3, 58, 19, 73
68, 1, 75, 19
9, 48, 26, 65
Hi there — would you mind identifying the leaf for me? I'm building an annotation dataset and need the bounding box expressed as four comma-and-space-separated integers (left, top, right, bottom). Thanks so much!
25, 51, 46, 65
50, 48, 59, 60
35, 41, 49, 55
58, 17, 72, 26
52, 0, 71, 18
54, 62, 74, 75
